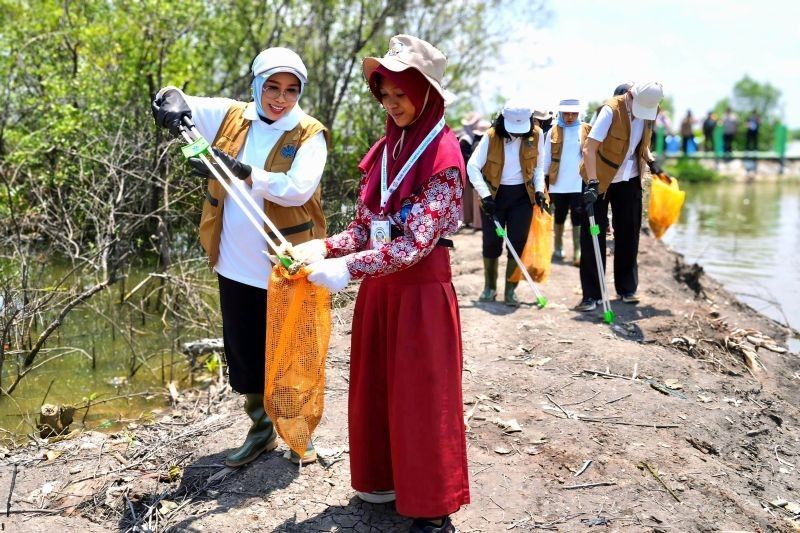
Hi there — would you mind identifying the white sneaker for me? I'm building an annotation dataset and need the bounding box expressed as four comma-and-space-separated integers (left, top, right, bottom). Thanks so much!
356, 490, 396, 504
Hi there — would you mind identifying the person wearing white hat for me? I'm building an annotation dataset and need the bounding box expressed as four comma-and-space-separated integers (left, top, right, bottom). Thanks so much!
152, 46, 329, 467
577, 81, 663, 311
533, 109, 554, 135
541, 98, 591, 267
467, 100, 547, 307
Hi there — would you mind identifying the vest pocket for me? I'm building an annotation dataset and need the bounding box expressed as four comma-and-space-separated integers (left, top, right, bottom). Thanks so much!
550, 140, 563, 159
604, 133, 626, 155
198, 200, 221, 256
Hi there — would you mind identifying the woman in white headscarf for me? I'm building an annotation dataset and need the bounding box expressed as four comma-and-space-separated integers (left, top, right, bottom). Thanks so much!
541, 98, 591, 266
152, 47, 329, 468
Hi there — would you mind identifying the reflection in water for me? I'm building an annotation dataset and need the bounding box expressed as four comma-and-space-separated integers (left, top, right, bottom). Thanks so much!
0, 266, 219, 438
663, 180, 800, 351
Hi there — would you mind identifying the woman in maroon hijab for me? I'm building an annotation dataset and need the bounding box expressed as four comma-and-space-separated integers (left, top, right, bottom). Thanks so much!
293, 35, 469, 532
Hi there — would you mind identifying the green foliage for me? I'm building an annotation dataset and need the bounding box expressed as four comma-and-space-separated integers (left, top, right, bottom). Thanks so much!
665, 158, 724, 183
711, 76, 784, 151
733, 75, 782, 118
1, 0, 543, 252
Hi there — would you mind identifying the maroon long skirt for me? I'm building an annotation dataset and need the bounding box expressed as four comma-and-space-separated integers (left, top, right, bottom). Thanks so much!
348, 246, 470, 518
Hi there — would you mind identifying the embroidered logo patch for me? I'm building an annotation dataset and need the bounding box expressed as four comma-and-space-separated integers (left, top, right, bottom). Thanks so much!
280, 144, 297, 158
387, 41, 406, 56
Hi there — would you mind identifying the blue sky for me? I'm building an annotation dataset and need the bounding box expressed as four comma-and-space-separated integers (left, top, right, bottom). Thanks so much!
480, 0, 800, 127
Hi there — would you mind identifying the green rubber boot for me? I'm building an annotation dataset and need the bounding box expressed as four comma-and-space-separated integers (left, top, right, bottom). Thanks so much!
552, 223, 565, 261
572, 226, 581, 267
285, 439, 318, 465
224, 393, 278, 467
478, 258, 499, 302
504, 260, 520, 307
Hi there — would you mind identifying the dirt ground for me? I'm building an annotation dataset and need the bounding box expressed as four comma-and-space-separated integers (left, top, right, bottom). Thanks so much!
3, 227, 800, 532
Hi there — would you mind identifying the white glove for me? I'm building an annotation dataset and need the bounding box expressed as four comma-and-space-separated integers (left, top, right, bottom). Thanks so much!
270, 239, 326, 266
290, 239, 327, 264
306, 257, 351, 293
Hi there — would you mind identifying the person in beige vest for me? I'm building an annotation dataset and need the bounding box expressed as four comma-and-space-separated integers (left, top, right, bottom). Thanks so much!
577, 81, 663, 311
152, 47, 329, 468
467, 101, 548, 307
542, 98, 591, 266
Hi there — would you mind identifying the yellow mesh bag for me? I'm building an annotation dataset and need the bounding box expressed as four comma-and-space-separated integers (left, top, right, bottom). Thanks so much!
264, 265, 332, 458
510, 205, 554, 284
648, 173, 686, 239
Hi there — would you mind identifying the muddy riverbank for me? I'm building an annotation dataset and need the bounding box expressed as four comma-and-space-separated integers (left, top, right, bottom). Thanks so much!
2, 229, 799, 532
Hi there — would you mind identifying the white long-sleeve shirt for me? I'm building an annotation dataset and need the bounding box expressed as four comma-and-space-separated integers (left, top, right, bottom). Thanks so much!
466, 133, 545, 198
541, 126, 583, 194
159, 87, 327, 288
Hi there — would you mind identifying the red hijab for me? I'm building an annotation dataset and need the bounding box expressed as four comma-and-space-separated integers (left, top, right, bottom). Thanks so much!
359, 65, 465, 214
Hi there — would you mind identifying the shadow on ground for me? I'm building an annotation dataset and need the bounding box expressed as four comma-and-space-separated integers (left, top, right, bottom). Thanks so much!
117, 447, 297, 532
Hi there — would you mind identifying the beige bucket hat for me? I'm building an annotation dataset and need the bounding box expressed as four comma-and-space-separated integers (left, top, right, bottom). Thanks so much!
362, 34, 456, 104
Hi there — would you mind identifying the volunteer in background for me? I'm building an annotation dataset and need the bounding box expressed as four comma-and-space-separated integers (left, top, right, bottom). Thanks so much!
577, 81, 663, 311
467, 102, 547, 307
541, 98, 591, 267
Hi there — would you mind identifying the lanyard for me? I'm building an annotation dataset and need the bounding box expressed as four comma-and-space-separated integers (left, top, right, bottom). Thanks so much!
380, 117, 446, 213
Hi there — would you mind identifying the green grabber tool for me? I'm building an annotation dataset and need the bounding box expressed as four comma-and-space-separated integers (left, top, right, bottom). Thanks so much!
177, 117, 295, 271
492, 218, 547, 309
586, 203, 614, 324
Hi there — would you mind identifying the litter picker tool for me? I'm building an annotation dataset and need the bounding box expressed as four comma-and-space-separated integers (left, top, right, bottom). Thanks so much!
586, 203, 614, 324
493, 218, 547, 309
176, 116, 296, 270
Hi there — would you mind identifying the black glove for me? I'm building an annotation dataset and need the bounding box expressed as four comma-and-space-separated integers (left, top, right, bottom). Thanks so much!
187, 147, 252, 181
535, 191, 549, 212
480, 195, 496, 216
647, 160, 662, 175
582, 181, 599, 206
151, 89, 192, 137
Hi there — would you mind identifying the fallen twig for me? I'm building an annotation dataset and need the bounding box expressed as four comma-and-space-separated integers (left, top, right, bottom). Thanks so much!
563, 481, 616, 490
582, 369, 636, 381
774, 445, 796, 468
638, 461, 681, 502
545, 394, 572, 419
6, 463, 17, 517
605, 393, 632, 404
686, 436, 719, 455
562, 391, 600, 407
579, 417, 680, 429
574, 459, 592, 477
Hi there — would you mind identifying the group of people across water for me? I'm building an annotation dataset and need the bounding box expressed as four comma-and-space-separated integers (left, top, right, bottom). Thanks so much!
151, 33, 663, 532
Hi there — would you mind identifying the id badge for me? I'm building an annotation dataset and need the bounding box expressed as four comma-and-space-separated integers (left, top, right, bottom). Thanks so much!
370, 219, 391, 250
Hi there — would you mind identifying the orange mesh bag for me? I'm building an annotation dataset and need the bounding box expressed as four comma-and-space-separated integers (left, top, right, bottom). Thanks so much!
510, 205, 554, 284
264, 265, 332, 458
648, 173, 686, 239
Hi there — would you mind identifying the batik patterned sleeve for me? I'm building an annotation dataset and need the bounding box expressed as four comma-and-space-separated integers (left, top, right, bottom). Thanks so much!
323, 175, 372, 258
344, 166, 463, 279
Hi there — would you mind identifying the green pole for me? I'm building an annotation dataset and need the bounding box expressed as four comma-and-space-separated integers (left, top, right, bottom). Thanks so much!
774, 123, 787, 157
655, 125, 665, 156
713, 124, 724, 157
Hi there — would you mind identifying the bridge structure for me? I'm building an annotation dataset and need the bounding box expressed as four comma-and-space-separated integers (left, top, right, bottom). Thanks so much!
652, 124, 797, 173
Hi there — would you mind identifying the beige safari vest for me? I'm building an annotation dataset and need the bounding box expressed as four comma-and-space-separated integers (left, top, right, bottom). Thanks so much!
547, 122, 591, 185
481, 126, 542, 203
579, 95, 653, 193
198, 102, 330, 266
